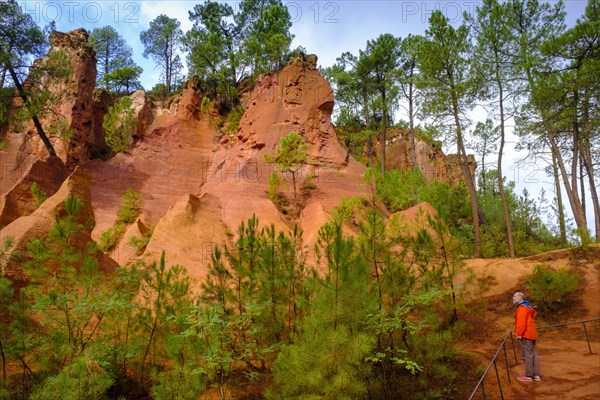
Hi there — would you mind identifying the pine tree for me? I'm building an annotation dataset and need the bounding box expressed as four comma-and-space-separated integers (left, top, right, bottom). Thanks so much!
103, 96, 137, 153
264, 132, 308, 213
270, 221, 375, 399
23, 196, 105, 360
417, 11, 483, 257
140, 15, 183, 93
89, 26, 140, 91
0, 0, 70, 157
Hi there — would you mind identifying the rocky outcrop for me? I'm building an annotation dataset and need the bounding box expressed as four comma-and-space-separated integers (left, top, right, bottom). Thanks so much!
203, 59, 365, 233
0, 28, 97, 195
130, 90, 154, 138
110, 217, 150, 266
85, 78, 217, 246
445, 154, 476, 187
0, 156, 68, 226
91, 88, 113, 153
35, 29, 97, 166
203, 58, 367, 257
85, 60, 367, 274
381, 129, 476, 186
0, 167, 117, 289
141, 194, 230, 281
387, 201, 437, 238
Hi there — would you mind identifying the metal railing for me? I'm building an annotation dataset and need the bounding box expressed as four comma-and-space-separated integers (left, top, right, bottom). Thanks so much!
468, 317, 600, 400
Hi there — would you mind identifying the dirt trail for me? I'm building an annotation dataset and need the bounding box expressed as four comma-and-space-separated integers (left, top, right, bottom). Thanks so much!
465, 246, 600, 399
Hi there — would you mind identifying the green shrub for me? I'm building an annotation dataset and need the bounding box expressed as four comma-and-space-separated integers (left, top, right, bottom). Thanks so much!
330, 196, 363, 225
376, 167, 424, 212
268, 172, 284, 206
525, 265, 580, 310
98, 223, 125, 253
30, 357, 113, 400
225, 105, 244, 134
128, 235, 148, 255
150, 365, 204, 400
117, 188, 142, 224
98, 188, 142, 253
148, 83, 169, 101
303, 171, 317, 190
103, 96, 137, 153
419, 181, 470, 227
128, 225, 155, 255
30, 181, 47, 208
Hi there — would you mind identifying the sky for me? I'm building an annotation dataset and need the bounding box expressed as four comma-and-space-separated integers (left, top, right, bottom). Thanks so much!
16, 0, 595, 236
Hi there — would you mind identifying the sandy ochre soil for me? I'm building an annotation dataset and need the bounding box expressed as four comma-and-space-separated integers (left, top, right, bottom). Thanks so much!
463, 245, 600, 400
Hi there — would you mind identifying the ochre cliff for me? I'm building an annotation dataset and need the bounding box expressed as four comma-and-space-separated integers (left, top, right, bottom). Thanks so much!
1, 29, 97, 227
86, 58, 368, 275
2, 29, 97, 171
0, 167, 117, 289
377, 128, 477, 186
1, 30, 476, 283
203, 58, 367, 260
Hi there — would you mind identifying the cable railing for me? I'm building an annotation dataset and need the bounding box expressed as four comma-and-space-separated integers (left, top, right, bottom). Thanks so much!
468, 317, 600, 400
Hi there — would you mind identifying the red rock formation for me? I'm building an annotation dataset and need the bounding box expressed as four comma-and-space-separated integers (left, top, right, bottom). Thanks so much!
0, 167, 117, 290
27, 29, 97, 166
91, 88, 113, 153
0, 156, 68, 226
203, 58, 367, 258
85, 80, 217, 250
387, 201, 438, 238
0, 29, 97, 211
141, 193, 230, 281
110, 217, 149, 266
84, 59, 367, 274
377, 128, 477, 186
129, 89, 154, 138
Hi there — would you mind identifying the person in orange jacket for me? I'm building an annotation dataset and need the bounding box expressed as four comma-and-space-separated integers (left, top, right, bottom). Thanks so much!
513, 292, 541, 382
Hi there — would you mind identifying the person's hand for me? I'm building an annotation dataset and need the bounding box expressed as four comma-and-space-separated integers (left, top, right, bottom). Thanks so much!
516, 336, 522, 340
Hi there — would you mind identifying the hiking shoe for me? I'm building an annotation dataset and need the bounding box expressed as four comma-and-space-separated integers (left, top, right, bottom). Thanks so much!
517, 375, 533, 382
533, 376, 542, 381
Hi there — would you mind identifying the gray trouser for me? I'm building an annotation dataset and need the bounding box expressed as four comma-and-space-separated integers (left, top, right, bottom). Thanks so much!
520, 338, 541, 377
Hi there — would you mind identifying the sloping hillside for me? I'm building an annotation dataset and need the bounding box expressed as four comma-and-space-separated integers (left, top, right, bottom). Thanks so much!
464, 245, 600, 399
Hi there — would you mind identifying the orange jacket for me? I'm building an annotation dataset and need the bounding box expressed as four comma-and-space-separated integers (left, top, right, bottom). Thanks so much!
515, 301, 538, 340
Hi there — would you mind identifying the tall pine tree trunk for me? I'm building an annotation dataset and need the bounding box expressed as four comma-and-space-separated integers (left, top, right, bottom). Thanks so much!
0, 68, 6, 91
0, 338, 5, 387
583, 150, 600, 241
408, 82, 417, 168
452, 92, 482, 257
104, 47, 110, 90
580, 95, 600, 241
571, 91, 580, 202
580, 154, 586, 226
552, 155, 567, 244
380, 90, 387, 176
496, 72, 515, 257
526, 68, 589, 244
164, 40, 171, 93
549, 135, 590, 244
364, 95, 373, 167
8, 66, 57, 157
